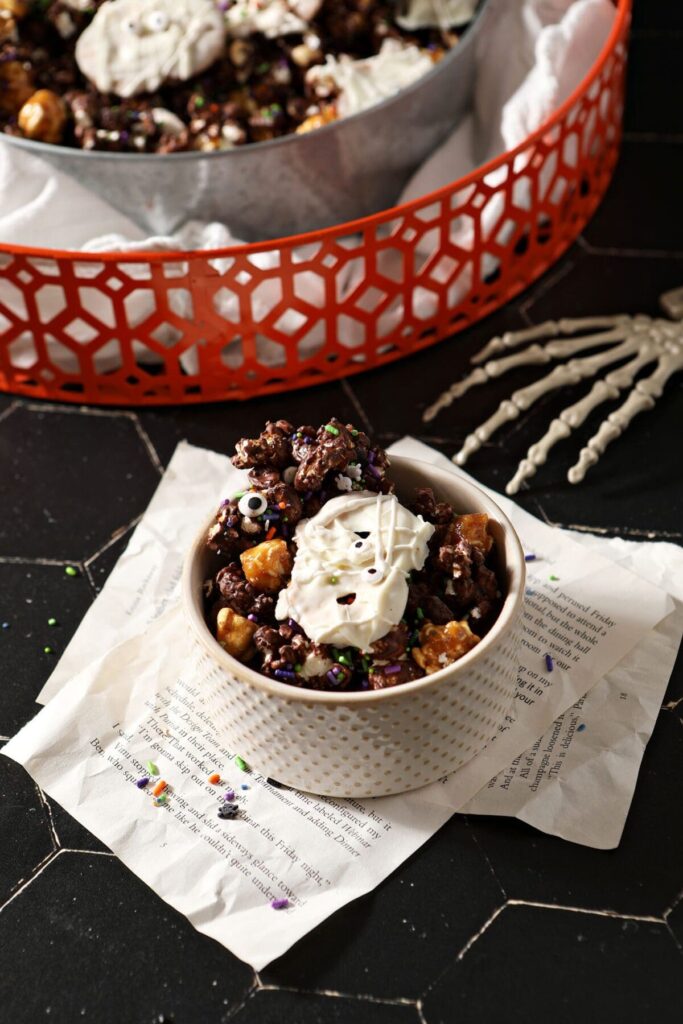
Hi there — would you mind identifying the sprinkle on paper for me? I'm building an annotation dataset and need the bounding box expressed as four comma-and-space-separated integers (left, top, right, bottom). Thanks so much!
577, 723, 586, 732
544, 653, 554, 672
146, 760, 159, 776
208, 772, 221, 785
136, 777, 149, 789
524, 553, 537, 562
152, 780, 168, 797
270, 898, 290, 910
224, 789, 236, 801
234, 756, 249, 772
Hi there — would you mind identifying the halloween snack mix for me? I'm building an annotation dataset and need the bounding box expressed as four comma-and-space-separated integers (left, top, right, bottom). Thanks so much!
0, 0, 477, 151
204, 418, 502, 691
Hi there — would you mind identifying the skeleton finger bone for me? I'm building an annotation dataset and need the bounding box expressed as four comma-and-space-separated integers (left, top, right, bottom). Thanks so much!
471, 315, 631, 365
505, 347, 660, 495
568, 354, 683, 483
423, 326, 629, 423
453, 337, 641, 466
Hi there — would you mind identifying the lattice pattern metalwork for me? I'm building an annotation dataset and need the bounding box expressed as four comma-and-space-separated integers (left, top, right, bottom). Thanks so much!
0, 0, 630, 406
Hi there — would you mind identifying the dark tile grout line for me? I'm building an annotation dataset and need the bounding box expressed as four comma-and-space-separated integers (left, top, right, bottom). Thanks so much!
130, 413, 165, 476
575, 235, 683, 260
0, 401, 18, 425
0, 847, 61, 915
254, 975, 418, 1009
0, 555, 86, 568
222, 980, 259, 1023
340, 377, 375, 434
464, 816, 508, 900
420, 897, 681, 1004
83, 515, 142, 568
34, 782, 60, 852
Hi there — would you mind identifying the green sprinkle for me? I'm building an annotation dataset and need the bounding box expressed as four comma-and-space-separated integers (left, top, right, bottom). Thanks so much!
146, 760, 159, 776
43, 645, 54, 654
350, 429, 359, 436
329, 575, 339, 584
234, 756, 248, 772
549, 574, 559, 581
324, 424, 340, 436
337, 654, 352, 668
294, 663, 302, 672
234, 491, 245, 499
65, 566, 78, 577
257, 62, 271, 73
195, 96, 205, 109
47, 617, 58, 626
154, 794, 167, 805
416, 607, 425, 620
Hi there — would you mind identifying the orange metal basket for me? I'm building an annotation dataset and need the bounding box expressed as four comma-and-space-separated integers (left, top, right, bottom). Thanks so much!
0, 0, 630, 407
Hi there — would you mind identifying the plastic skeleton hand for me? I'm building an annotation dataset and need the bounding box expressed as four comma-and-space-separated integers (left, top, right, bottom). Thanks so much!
423, 294, 683, 495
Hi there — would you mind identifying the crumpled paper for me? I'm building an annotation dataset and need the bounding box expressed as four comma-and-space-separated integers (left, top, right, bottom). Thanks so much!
4, 438, 679, 969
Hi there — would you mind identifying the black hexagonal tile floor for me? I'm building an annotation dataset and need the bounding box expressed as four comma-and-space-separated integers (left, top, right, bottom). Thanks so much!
468, 711, 683, 917
0, 562, 93, 736
0, 748, 54, 906
421, 905, 681, 1024
262, 817, 503, 1001
234, 989, 418, 1024
46, 796, 109, 855
0, 852, 253, 1024
0, 406, 160, 560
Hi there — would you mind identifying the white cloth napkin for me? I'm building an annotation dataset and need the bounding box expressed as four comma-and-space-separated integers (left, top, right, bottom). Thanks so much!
0, 0, 616, 368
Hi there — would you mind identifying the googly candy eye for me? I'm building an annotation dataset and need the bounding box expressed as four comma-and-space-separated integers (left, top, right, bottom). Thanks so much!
145, 9, 170, 32
361, 565, 384, 584
349, 536, 372, 557
238, 491, 268, 517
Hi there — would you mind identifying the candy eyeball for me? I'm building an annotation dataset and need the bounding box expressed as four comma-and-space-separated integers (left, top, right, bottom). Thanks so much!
361, 566, 384, 584
348, 535, 372, 560
145, 9, 170, 32
238, 491, 268, 518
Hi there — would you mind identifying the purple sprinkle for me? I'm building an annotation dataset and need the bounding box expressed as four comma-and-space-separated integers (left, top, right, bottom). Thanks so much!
224, 789, 235, 802
367, 463, 382, 480
368, 450, 375, 464
544, 653, 554, 672
287, 618, 298, 629
136, 777, 149, 789
577, 723, 586, 732
275, 668, 296, 681
326, 669, 340, 685
264, 509, 280, 519
524, 553, 537, 562
241, 783, 249, 790
270, 898, 290, 910
385, 664, 402, 675
247, 614, 259, 623
360, 678, 370, 690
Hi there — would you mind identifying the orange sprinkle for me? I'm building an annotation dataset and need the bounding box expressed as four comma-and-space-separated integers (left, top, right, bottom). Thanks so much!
152, 780, 167, 797
278, 501, 286, 509
266, 526, 277, 540
208, 772, 221, 785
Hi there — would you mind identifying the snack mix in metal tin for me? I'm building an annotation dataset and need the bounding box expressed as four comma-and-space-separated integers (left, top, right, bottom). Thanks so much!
0, 0, 477, 151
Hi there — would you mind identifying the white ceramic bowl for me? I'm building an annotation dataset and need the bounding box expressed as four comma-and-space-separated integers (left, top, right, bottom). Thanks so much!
182, 455, 525, 797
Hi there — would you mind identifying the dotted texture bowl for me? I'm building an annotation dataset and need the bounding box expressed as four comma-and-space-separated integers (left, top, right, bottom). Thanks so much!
182, 455, 525, 797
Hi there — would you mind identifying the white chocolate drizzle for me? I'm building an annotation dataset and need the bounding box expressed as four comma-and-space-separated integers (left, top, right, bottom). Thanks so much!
224, 0, 323, 39
276, 492, 434, 649
306, 39, 435, 119
75, 0, 225, 98
396, 0, 478, 31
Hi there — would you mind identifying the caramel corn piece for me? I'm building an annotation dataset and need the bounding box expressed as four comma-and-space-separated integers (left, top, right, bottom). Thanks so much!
412, 619, 480, 673
216, 607, 258, 661
240, 539, 292, 593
